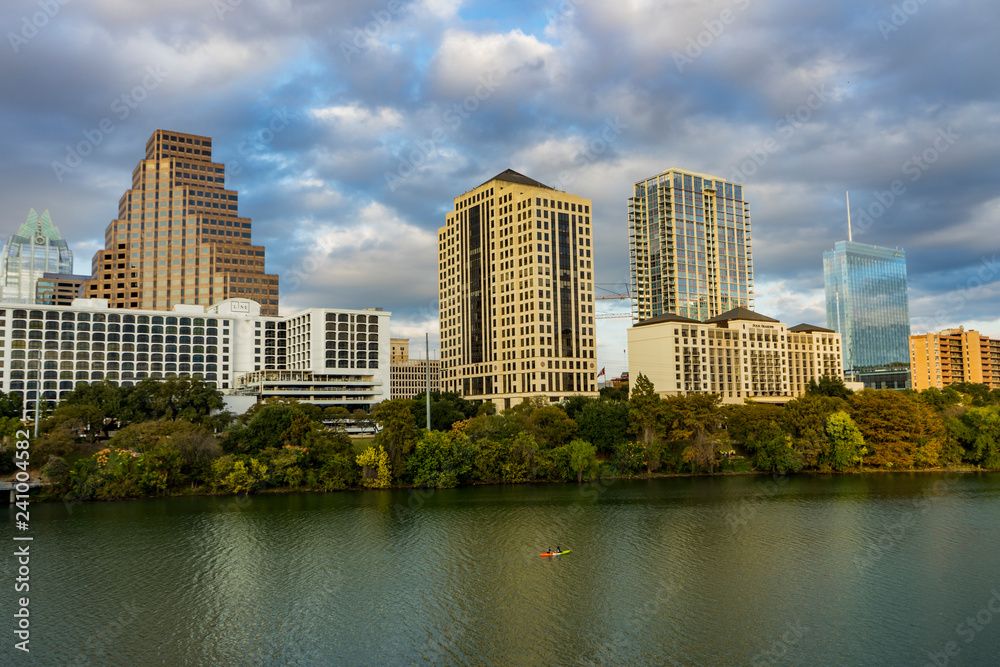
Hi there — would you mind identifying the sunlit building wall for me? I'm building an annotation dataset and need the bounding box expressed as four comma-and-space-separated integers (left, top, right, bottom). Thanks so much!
439, 169, 597, 408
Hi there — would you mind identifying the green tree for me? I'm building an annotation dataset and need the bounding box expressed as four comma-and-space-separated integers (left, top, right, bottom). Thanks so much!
806, 375, 853, 399
629, 374, 663, 446
948, 406, 1000, 469
0, 391, 23, 419
408, 430, 476, 488
61, 380, 125, 436
526, 405, 577, 448
567, 438, 599, 483
356, 445, 392, 488
663, 393, 726, 470
825, 411, 866, 471
744, 420, 802, 474
780, 394, 848, 469
848, 390, 945, 469
410, 391, 478, 431
372, 399, 417, 477
560, 395, 596, 421
576, 399, 631, 453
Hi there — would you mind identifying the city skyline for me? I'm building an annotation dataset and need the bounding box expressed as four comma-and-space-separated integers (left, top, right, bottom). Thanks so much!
2, 0, 998, 379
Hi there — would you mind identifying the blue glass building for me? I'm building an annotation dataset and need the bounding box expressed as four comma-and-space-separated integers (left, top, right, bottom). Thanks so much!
823, 241, 910, 370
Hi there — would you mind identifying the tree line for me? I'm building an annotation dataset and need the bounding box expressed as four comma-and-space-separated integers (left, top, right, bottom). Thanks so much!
4, 374, 999, 501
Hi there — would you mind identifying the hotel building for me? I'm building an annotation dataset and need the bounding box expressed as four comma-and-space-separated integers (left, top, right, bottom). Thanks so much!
909, 328, 1000, 391
628, 307, 843, 404
81, 130, 280, 315
438, 169, 597, 408
823, 241, 910, 370
0, 298, 390, 411
1, 209, 75, 304
628, 168, 754, 323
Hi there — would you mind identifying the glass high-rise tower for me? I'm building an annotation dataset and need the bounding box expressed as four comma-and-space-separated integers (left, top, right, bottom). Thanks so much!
823, 241, 910, 370
0, 209, 74, 303
628, 168, 754, 322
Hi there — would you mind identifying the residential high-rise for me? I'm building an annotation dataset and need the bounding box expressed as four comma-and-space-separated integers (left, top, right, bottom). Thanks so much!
823, 241, 910, 370
909, 328, 1000, 391
628, 168, 753, 322
82, 130, 279, 315
438, 169, 597, 408
0, 209, 74, 303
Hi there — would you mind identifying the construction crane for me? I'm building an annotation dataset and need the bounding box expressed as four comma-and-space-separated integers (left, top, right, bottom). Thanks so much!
594, 283, 632, 320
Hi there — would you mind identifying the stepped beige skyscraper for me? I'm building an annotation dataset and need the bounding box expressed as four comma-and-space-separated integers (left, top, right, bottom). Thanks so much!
82, 130, 279, 315
438, 170, 598, 409
629, 168, 754, 322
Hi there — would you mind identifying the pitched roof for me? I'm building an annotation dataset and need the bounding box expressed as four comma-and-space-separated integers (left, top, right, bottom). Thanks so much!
704, 307, 781, 324
633, 313, 703, 327
485, 169, 555, 191
788, 323, 835, 333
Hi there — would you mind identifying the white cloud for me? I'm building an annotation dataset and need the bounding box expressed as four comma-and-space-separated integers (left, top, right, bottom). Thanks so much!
311, 103, 404, 136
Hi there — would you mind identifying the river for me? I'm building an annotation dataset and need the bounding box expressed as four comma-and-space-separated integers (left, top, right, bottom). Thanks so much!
4, 473, 1000, 665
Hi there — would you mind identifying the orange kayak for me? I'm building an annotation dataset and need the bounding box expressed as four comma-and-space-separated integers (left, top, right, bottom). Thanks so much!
540, 549, 570, 557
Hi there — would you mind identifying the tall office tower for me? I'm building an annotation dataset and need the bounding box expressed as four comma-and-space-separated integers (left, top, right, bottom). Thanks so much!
823, 241, 911, 370
438, 169, 597, 409
628, 168, 753, 322
0, 209, 74, 303
82, 130, 279, 315
909, 328, 1000, 391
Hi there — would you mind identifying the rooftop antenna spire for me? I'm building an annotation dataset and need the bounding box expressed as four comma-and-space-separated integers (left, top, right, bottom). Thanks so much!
846, 191, 852, 242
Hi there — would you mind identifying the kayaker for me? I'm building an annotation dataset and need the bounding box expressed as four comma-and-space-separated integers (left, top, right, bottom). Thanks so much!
555, 546, 562, 554
547, 547, 553, 554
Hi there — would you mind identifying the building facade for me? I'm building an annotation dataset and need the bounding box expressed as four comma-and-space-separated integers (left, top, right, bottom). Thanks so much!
81, 130, 279, 315
628, 169, 753, 323
0, 298, 390, 411
390, 337, 410, 362
628, 307, 843, 404
909, 328, 1000, 391
823, 241, 910, 370
391, 359, 441, 400
438, 169, 597, 408
36, 273, 91, 306
1, 209, 74, 304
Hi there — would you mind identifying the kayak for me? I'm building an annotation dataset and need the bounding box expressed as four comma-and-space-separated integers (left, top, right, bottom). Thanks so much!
540, 549, 570, 557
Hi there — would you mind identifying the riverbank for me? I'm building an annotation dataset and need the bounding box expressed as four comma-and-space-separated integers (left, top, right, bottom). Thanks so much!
16, 461, 989, 505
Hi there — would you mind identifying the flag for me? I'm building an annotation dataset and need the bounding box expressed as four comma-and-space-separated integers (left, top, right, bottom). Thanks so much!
597, 367, 605, 378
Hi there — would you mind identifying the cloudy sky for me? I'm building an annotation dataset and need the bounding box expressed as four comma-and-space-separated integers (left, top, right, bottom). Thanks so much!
1, 0, 998, 377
